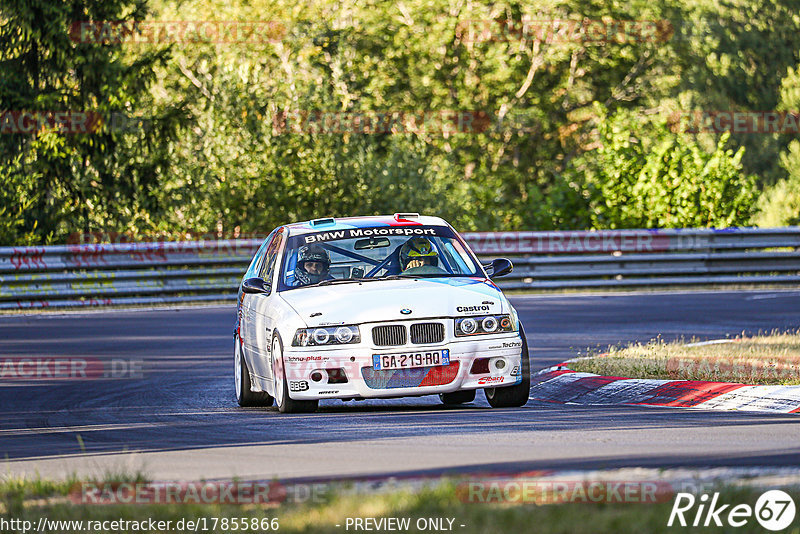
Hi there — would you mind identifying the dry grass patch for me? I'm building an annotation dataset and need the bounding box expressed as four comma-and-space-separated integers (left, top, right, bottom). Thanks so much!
569, 331, 800, 385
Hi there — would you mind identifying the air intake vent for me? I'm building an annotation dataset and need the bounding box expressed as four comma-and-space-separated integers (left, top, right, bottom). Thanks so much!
410, 322, 445, 344
372, 325, 407, 347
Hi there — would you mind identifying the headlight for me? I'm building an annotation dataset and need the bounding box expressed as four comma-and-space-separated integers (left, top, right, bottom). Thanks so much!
460, 317, 478, 335
455, 315, 515, 336
292, 325, 361, 346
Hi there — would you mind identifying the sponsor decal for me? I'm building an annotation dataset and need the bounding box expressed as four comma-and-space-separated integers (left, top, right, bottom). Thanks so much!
456, 305, 491, 313
286, 355, 326, 362
478, 376, 504, 385
511, 366, 520, 376
289, 380, 309, 392
304, 227, 436, 244
317, 390, 339, 395
502, 341, 522, 348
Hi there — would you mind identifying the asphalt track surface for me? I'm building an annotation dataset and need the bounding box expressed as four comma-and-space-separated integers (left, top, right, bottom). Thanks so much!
1, 290, 799, 482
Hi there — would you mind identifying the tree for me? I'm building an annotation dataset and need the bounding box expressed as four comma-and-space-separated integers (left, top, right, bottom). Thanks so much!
754, 66, 800, 226
0, 0, 184, 244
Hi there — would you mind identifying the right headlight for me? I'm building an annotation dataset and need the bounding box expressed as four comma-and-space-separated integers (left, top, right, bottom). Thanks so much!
455, 314, 515, 336
292, 325, 361, 346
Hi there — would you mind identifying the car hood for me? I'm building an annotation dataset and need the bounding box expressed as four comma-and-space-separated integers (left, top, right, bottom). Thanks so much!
279, 277, 507, 327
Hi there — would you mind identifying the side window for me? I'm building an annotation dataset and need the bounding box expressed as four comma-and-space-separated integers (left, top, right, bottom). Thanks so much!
246, 231, 275, 278
259, 229, 285, 283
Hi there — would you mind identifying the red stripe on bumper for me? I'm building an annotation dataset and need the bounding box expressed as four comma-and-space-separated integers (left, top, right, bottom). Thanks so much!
419, 362, 460, 387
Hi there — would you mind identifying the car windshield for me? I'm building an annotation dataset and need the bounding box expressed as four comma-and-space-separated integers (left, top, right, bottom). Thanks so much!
278, 225, 482, 291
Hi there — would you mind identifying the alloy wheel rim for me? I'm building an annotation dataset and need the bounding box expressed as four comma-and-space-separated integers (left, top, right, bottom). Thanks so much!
234, 338, 242, 401
272, 338, 284, 406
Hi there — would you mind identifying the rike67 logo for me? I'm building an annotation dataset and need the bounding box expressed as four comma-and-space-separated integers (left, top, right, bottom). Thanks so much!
668, 490, 796, 531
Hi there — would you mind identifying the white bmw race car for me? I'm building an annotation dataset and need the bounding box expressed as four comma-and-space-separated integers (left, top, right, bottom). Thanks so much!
234, 213, 529, 413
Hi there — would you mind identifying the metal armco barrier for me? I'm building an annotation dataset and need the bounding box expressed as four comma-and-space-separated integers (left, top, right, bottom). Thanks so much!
0, 228, 798, 309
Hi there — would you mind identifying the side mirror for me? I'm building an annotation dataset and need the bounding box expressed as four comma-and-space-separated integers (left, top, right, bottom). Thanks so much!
483, 258, 513, 278
242, 277, 271, 295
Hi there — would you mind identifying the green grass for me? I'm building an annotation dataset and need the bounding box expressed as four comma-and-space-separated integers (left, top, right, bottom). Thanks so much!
2, 476, 800, 534
569, 331, 800, 385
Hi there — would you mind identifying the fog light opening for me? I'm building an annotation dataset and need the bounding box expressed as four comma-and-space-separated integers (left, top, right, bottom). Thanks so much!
494, 358, 507, 370
470, 358, 490, 374
326, 368, 349, 384
310, 371, 324, 382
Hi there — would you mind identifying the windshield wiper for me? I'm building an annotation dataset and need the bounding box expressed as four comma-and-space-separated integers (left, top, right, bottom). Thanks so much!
316, 278, 363, 287
313, 274, 423, 287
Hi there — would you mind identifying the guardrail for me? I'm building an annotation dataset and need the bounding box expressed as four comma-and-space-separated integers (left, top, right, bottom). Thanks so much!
1, 228, 798, 309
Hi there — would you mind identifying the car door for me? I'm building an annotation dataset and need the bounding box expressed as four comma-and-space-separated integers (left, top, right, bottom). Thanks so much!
239, 232, 272, 343
240, 229, 278, 379
249, 228, 285, 381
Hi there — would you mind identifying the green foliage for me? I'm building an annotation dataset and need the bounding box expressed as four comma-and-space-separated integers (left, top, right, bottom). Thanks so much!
754, 66, 800, 226
1, 0, 798, 243
571, 108, 758, 228
0, 0, 185, 243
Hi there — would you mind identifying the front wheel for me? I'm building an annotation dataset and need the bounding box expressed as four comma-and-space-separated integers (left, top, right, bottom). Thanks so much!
485, 326, 530, 408
271, 333, 318, 414
235, 334, 273, 407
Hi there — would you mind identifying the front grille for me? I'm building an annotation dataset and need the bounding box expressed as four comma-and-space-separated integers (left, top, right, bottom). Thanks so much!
410, 322, 445, 344
372, 325, 407, 346
362, 362, 460, 389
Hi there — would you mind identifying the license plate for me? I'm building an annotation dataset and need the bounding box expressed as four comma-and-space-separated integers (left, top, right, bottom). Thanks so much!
372, 349, 450, 371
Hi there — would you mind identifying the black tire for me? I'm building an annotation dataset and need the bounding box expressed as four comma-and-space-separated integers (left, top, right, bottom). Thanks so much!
485, 325, 530, 408
235, 335, 274, 407
440, 389, 477, 405
272, 333, 318, 414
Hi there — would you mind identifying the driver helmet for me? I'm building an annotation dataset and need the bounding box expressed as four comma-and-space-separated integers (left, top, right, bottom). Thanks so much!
295, 244, 331, 285
399, 237, 438, 270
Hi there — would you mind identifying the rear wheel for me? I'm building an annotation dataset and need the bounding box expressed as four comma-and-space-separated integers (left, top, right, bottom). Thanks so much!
272, 333, 318, 414
235, 334, 273, 407
485, 326, 530, 408
440, 389, 476, 405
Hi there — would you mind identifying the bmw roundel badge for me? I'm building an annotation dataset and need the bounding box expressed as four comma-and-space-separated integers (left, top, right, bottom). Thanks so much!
400, 309, 412, 315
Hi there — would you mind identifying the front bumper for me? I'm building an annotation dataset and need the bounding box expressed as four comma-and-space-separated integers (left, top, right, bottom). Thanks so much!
282, 332, 524, 400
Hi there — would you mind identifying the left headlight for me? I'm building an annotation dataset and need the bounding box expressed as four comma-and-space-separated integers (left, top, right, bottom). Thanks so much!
455, 314, 515, 336
292, 325, 361, 346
